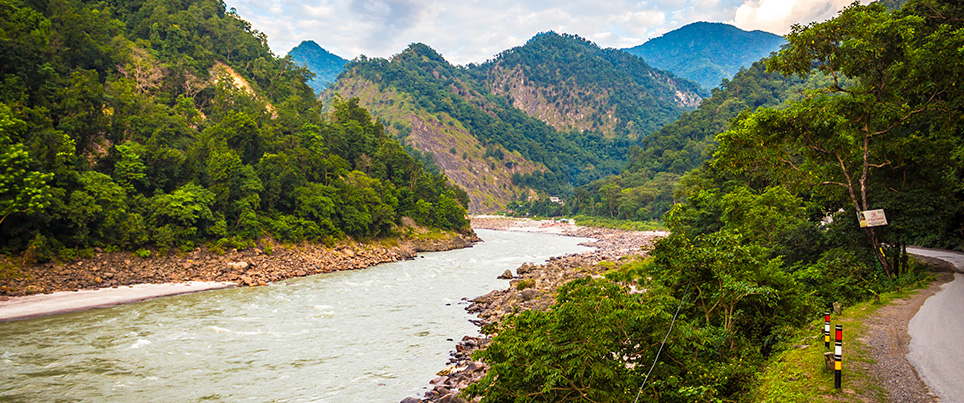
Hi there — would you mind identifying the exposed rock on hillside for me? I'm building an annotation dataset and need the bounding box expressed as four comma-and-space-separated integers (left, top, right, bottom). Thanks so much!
328, 72, 543, 213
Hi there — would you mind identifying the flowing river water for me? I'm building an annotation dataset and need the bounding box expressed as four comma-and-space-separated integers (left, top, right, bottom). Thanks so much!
0, 229, 594, 402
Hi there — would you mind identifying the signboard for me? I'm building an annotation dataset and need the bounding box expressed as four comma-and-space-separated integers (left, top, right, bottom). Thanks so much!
857, 209, 888, 228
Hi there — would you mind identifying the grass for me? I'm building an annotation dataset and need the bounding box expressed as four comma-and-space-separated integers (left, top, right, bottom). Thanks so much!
749, 276, 937, 402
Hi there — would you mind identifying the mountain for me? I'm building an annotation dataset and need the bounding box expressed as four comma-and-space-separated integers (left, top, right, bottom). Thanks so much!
288, 40, 349, 95
469, 32, 703, 139
326, 34, 704, 212
623, 22, 785, 91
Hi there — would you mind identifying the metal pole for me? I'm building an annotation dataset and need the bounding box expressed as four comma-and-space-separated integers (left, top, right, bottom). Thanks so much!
834, 324, 842, 389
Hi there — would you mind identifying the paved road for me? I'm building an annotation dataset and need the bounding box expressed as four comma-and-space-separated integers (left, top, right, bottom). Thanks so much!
906, 247, 964, 403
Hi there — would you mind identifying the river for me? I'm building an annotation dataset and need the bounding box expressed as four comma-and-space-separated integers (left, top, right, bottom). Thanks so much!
0, 229, 593, 402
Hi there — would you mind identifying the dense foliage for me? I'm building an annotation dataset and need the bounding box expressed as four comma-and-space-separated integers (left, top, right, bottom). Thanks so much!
624, 22, 786, 91
287, 40, 348, 96
468, 0, 963, 401
0, 0, 469, 261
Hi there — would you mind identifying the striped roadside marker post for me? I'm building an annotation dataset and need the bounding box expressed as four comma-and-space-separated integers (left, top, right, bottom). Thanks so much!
834, 324, 843, 389
824, 311, 831, 349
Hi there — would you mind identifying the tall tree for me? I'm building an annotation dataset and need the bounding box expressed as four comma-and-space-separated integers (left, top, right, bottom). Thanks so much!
715, 0, 964, 275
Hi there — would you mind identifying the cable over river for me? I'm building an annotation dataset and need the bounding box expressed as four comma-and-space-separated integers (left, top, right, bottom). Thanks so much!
0, 229, 594, 402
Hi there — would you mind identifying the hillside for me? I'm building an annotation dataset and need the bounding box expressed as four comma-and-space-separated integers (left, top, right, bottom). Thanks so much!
624, 22, 785, 91
0, 0, 469, 261
287, 40, 349, 95
326, 45, 568, 212
326, 34, 704, 212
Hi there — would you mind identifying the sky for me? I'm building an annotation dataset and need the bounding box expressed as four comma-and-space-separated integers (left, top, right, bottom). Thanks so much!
226, 0, 866, 66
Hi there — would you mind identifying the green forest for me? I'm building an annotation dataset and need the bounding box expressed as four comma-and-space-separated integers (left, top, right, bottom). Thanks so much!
0, 0, 469, 262
471, 1, 964, 401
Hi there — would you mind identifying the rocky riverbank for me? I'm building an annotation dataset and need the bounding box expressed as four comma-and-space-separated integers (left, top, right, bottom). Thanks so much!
0, 230, 479, 298
406, 217, 666, 403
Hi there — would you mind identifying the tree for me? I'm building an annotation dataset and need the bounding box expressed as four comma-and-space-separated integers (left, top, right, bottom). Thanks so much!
466, 278, 676, 402
0, 104, 52, 226
715, 1, 964, 275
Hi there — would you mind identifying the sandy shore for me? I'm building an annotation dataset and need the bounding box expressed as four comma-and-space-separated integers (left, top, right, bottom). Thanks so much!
0, 281, 236, 322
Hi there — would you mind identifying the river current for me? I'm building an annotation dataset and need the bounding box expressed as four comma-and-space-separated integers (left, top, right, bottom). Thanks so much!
0, 229, 593, 402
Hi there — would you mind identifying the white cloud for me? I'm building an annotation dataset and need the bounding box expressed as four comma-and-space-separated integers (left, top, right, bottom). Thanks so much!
733, 0, 862, 34
304, 5, 334, 18
225, 0, 861, 65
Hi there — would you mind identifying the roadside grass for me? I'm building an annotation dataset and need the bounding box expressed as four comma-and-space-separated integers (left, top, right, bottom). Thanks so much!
750, 277, 936, 403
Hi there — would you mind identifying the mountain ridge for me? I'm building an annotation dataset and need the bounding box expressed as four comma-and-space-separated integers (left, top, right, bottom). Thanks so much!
623, 22, 785, 91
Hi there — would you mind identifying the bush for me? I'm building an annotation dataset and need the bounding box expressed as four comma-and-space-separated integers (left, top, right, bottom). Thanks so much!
133, 248, 151, 258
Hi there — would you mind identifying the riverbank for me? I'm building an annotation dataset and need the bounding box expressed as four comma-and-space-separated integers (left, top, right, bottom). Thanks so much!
0, 229, 479, 318
409, 217, 667, 403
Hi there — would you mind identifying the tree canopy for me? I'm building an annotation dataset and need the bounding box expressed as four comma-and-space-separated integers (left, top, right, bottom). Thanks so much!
0, 0, 469, 260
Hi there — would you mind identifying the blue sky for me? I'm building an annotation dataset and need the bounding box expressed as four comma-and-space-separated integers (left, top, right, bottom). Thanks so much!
226, 0, 866, 65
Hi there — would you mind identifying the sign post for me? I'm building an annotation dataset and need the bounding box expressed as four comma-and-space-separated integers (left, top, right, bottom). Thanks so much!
857, 209, 888, 228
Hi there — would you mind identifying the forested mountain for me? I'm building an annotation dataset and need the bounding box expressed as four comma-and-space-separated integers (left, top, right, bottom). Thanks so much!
0, 0, 469, 260
469, 32, 703, 138
287, 40, 348, 95
623, 22, 785, 91
327, 33, 703, 212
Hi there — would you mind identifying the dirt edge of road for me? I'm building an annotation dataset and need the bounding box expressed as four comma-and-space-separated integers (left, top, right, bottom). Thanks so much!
858, 256, 956, 403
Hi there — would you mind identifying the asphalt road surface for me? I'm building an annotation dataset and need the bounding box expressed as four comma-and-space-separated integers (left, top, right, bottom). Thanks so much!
906, 247, 964, 403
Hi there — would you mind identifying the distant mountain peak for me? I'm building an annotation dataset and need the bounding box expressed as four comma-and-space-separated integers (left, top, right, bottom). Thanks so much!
623, 22, 785, 90
288, 40, 349, 95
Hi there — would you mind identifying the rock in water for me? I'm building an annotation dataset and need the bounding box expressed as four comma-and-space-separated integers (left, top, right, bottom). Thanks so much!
497, 270, 513, 279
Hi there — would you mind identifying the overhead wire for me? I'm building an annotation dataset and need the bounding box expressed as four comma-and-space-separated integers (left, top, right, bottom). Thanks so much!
632, 285, 689, 403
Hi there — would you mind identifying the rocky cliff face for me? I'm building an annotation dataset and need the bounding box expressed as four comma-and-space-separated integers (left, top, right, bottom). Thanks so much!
483, 64, 618, 135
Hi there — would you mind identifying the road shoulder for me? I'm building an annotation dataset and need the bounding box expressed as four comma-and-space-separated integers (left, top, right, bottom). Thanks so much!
858, 271, 951, 403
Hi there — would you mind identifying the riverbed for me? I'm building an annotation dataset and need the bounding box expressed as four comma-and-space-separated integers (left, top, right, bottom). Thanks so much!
0, 229, 593, 402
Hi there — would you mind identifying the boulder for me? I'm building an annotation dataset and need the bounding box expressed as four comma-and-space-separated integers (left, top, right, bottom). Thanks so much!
226, 261, 249, 270
497, 270, 513, 279
520, 288, 540, 301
